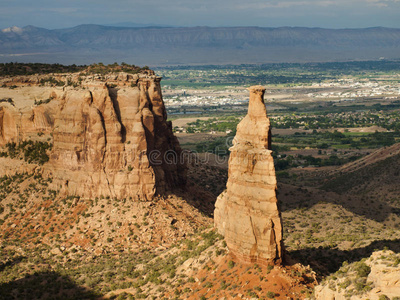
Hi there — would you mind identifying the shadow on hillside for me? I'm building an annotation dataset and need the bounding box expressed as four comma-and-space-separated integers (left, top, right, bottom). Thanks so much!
278, 183, 399, 223
279, 153, 400, 222
287, 238, 400, 277
0, 270, 102, 300
0, 256, 25, 273
181, 173, 399, 222
171, 181, 217, 217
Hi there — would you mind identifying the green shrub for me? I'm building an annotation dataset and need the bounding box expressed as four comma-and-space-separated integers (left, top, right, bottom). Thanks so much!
228, 260, 235, 268
355, 262, 371, 278
39, 77, 65, 87
4, 140, 52, 165
0, 98, 14, 106
34, 98, 53, 105
266, 291, 275, 298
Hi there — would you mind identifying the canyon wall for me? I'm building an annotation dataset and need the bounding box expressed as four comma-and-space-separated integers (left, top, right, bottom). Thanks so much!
214, 85, 283, 265
0, 72, 186, 200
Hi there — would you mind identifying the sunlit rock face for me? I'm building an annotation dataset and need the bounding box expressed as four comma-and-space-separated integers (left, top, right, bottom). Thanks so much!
0, 72, 186, 200
46, 74, 186, 200
214, 85, 283, 265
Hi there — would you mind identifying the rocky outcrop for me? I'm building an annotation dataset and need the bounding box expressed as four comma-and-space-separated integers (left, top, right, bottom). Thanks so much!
315, 250, 400, 300
0, 72, 186, 200
0, 95, 57, 146
47, 74, 186, 199
214, 85, 283, 265
0, 105, 18, 145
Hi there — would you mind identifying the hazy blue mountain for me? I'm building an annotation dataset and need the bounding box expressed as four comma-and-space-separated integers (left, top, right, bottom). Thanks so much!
0, 25, 399, 65
104, 22, 172, 28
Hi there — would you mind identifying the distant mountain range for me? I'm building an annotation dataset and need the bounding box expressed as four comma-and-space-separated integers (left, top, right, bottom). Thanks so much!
0, 25, 399, 66
104, 22, 172, 28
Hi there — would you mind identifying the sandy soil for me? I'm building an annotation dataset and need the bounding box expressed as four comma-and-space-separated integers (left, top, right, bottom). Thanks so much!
182, 253, 315, 300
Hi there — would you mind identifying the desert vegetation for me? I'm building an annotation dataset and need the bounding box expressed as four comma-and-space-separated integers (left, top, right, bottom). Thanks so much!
0, 62, 150, 77
0, 97, 14, 106
0, 141, 52, 165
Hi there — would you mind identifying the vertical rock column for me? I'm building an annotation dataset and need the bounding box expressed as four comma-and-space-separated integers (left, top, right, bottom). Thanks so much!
214, 85, 283, 265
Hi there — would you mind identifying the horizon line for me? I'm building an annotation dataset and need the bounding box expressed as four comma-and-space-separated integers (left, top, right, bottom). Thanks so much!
2, 24, 400, 31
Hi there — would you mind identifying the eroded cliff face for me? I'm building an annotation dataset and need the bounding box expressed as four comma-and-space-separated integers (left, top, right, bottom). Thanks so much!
214, 85, 283, 265
0, 72, 186, 200
0, 102, 55, 145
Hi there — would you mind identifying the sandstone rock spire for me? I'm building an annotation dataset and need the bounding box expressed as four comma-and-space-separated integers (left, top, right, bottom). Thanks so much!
214, 85, 283, 265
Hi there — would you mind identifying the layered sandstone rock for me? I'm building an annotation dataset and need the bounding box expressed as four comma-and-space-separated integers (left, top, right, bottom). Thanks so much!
0, 72, 186, 200
0, 104, 55, 146
315, 250, 400, 300
0, 85, 61, 146
0, 105, 18, 145
214, 85, 283, 265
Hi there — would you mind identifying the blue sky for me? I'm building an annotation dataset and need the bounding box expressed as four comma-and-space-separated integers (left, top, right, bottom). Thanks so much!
1, 0, 400, 29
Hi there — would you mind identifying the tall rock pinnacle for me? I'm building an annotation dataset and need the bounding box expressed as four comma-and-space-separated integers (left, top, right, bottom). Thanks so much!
214, 85, 283, 265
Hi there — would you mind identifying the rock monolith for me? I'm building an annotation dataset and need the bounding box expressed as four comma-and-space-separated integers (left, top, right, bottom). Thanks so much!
214, 85, 283, 265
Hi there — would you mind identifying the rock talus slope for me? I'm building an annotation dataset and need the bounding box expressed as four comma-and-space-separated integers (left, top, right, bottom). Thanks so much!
214, 85, 283, 265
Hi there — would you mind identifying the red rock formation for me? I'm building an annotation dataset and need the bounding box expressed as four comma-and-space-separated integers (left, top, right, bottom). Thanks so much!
0, 95, 57, 146
214, 85, 283, 265
0, 72, 186, 200
0, 105, 18, 145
